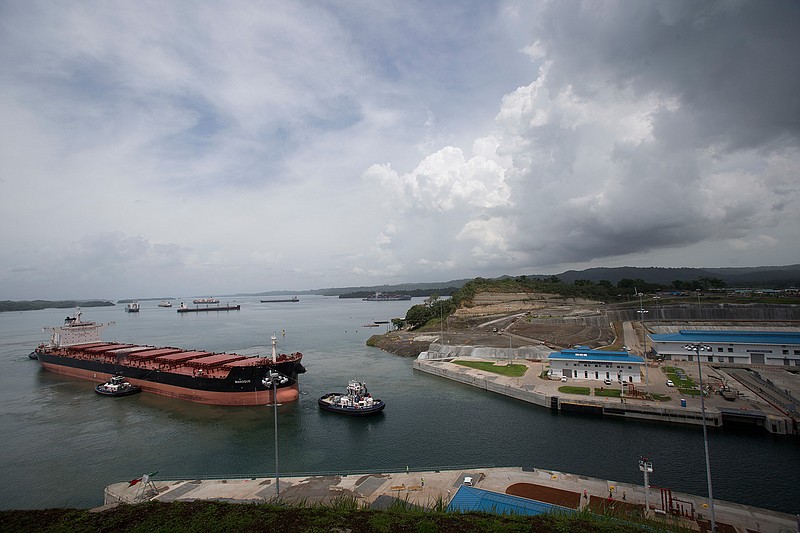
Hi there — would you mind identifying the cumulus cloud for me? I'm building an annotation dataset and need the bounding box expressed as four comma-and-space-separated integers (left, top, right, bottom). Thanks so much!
0, 1, 797, 299
355, 0, 800, 278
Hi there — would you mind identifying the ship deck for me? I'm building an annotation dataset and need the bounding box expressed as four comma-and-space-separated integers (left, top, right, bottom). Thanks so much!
52, 342, 302, 379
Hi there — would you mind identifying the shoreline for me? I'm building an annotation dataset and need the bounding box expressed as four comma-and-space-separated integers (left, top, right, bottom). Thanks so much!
412, 353, 797, 435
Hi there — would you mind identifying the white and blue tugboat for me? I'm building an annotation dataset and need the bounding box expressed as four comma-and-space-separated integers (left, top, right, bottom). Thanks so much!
318, 380, 385, 416
95, 375, 142, 397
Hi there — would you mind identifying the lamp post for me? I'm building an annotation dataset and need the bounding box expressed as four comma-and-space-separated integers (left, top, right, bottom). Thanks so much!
696, 290, 702, 319
263, 333, 289, 496
684, 343, 716, 533
639, 456, 653, 515
263, 370, 288, 495
637, 298, 649, 392
506, 305, 512, 364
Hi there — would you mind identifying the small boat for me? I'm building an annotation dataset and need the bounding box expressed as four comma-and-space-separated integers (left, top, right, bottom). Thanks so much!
95, 375, 142, 397
158, 300, 173, 308
318, 380, 385, 416
125, 301, 140, 313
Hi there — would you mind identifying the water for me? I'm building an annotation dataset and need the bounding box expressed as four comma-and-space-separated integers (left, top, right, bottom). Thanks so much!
0, 296, 798, 513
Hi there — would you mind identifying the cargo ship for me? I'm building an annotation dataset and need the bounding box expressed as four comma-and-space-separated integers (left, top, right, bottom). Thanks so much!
33, 311, 305, 406
362, 292, 412, 301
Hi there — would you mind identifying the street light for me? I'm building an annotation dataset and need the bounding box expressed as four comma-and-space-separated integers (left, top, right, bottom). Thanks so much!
506, 305, 512, 365
637, 299, 650, 392
684, 343, 716, 533
262, 369, 289, 496
639, 456, 653, 515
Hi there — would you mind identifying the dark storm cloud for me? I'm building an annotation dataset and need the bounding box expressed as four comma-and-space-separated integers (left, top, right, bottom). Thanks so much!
496, 0, 800, 269
538, 1, 800, 151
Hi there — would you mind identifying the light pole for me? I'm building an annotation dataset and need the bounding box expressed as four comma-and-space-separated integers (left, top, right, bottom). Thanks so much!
263, 333, 289, 496
684, 343, 716, 533
506, 305, 512, 364
263, 369, 288, 495
637, 297, 649, 392
639, 456, 652, 515
696, 290, 702, 319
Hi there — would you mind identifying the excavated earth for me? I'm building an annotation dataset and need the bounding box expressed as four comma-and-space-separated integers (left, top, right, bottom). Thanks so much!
369, 292, 614, 357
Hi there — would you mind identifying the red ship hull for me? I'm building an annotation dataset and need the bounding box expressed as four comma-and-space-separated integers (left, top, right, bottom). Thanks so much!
35, 343, 304, 406
35, 312, 304, 406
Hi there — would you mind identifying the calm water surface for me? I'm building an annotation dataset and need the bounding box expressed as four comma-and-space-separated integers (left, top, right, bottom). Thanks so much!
0, 296, 797, 512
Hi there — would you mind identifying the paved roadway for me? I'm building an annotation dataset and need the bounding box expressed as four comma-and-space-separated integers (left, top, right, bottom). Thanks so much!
104, 466, 796, 532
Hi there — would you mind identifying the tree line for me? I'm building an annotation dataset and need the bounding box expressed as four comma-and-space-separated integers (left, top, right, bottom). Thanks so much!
0, 300, 115, 313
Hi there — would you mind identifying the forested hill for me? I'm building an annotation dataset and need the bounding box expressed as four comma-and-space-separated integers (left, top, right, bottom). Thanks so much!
0, 300, 115, 313
314, 264, 800, 296
557, 265, 800, 287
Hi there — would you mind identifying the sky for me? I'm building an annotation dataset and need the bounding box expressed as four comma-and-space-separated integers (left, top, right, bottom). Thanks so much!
1, 1, 798, 300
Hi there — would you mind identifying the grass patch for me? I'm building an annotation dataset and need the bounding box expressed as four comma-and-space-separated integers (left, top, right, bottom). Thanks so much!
678, 388, 701, 396
453, 360, 528, 377
558, 386, 591, 395
650, 393, 672, 402
594, 388, 621, 397
0, 498, 694, 533
662, 366, 696, 389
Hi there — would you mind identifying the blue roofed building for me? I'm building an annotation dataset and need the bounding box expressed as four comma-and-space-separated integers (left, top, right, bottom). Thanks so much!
447, 485, 575, 516
547, 347, 645, 383
650, 330, 800, 366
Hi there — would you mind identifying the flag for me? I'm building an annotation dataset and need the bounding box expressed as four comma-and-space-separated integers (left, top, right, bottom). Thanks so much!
128, 478, 142, 486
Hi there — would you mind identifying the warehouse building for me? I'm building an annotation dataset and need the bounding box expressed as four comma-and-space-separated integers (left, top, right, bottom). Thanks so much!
650, 330, 800, 366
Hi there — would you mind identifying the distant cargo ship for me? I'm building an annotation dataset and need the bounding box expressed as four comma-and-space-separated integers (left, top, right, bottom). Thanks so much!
33, 311, 305, 406
261, 296, 299, 303
177, 302, 240, 313
193, 297, 219, 304
362, 292, 412, 301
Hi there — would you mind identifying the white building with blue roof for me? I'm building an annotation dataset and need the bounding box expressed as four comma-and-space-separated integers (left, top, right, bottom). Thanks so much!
547, 347, 645, 383
650, 330, 800, 366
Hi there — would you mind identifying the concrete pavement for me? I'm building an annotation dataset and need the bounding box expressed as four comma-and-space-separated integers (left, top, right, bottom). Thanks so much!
104, 466, 797, 532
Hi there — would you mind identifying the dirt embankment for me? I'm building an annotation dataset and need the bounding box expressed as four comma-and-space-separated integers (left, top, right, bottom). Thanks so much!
367, 333, 435, 357
455, 292, 603, 318
371, 291, 615, 357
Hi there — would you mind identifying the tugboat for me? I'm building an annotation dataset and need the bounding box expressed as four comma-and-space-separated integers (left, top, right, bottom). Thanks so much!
318, 380, 385, 416
95, 375, 142, 397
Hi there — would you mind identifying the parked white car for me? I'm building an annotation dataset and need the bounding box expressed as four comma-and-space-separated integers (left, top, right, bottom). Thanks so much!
666, 379, 674, 387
